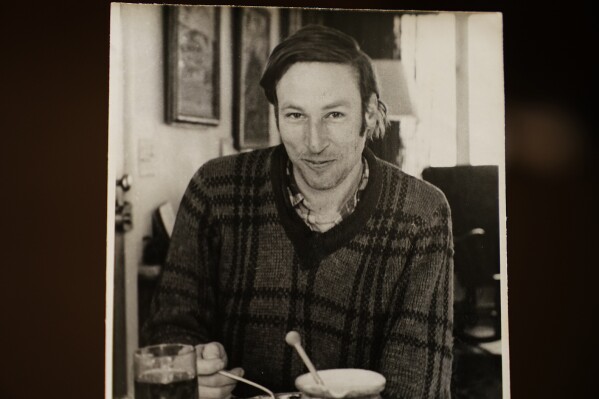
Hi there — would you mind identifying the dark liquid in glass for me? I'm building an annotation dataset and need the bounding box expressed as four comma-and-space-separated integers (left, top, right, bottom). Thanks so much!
135, 369, 198, 399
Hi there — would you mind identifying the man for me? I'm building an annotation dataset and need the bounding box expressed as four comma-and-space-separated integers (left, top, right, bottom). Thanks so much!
145, 25, 453, 398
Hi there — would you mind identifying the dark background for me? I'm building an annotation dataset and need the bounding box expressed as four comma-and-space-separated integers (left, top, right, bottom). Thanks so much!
1, 1, 596, 398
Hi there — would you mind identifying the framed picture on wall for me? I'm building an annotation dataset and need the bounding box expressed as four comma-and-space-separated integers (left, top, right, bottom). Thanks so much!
165, 6, 220, 125
233, 7, 272, 150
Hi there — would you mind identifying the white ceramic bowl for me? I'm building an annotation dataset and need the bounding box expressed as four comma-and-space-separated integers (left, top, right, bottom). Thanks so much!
295, 369, 386, 398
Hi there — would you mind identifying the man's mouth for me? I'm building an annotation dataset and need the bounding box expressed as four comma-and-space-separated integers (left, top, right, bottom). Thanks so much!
303, 159, 335, 169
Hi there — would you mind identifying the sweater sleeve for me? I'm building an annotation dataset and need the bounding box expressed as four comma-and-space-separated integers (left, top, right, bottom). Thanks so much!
142, 167, 220, 346
380, 198, 454, 399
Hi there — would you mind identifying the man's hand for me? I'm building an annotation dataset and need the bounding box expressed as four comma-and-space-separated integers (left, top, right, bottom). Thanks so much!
195, 342, 244, 399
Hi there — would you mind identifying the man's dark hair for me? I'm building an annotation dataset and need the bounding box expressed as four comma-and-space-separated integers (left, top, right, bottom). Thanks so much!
259, 24, 388, 139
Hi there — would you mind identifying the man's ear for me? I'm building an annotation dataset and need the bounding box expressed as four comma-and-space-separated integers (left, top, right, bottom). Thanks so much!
365, 93, 378, 130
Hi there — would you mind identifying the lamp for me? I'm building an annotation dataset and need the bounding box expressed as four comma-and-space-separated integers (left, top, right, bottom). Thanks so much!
372, 59, 415, 119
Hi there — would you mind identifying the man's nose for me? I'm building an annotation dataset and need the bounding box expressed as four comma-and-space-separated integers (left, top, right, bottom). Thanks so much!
305, 119, 327, 153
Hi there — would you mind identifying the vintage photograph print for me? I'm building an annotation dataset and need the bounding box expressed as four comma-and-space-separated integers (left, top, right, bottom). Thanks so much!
107, 4, 508, 399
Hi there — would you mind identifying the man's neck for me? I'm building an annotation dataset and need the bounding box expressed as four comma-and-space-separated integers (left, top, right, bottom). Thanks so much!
294, 159, 364, 216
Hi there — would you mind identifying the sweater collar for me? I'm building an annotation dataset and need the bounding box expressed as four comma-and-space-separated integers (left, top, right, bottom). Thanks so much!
286, 156, 370, 232
270, 144, 384, 268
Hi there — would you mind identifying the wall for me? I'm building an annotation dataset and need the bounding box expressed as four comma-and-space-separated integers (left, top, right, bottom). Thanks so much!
108, 5, 125, 397
121, 4, 232, 222
113, 5, 233, 397
111, 5, 282, 396
398, 12, 504, 176
468, 13, 505, 166
400, 13, 458, 176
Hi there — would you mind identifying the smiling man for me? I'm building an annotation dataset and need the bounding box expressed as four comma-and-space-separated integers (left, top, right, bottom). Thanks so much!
145, 25, 454, 398
276, 61, 374, 232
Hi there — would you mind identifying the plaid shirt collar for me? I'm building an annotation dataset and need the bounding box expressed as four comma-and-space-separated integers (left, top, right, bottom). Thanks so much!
286, 157, 369, 232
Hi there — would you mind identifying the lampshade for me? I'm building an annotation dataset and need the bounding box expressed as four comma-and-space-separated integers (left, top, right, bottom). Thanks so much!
372, 59, 415, 118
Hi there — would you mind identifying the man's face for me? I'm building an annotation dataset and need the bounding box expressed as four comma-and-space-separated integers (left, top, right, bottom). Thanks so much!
276, 62, 371, 191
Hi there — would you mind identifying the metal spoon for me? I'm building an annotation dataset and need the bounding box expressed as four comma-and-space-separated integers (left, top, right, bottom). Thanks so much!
218, 370, 275, 399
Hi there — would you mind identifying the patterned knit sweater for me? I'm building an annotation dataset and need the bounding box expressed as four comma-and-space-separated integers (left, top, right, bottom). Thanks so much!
144, 145, 454, 398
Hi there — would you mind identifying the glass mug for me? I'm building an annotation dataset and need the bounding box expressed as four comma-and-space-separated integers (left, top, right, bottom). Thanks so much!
134, 343, 198, 399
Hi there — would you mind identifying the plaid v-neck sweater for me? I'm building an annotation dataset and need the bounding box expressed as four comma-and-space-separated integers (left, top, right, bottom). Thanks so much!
145, 145, 454, 398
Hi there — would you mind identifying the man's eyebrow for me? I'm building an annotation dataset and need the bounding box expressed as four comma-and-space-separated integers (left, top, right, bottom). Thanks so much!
279, 100, 351, 110
323, 101, 351, 110
279, 103, 304, 110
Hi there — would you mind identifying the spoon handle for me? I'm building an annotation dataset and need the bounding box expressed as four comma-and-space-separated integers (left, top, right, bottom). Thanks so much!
218, 370, 275, 399
293, 344, 325, 386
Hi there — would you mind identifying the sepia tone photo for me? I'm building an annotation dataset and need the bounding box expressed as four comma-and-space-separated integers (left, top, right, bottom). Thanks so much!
107, 4, 507, 399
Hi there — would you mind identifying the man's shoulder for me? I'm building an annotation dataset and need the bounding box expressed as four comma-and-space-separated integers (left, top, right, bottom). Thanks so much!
377, 160, 449, 217
194, 146, 276, 182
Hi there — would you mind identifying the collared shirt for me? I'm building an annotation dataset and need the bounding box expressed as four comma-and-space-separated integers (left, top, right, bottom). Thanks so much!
286, 157, 369, 232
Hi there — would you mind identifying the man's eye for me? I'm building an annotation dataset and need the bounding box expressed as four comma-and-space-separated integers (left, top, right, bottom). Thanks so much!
285, 112, 303, 119
327, 112, 344, 119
